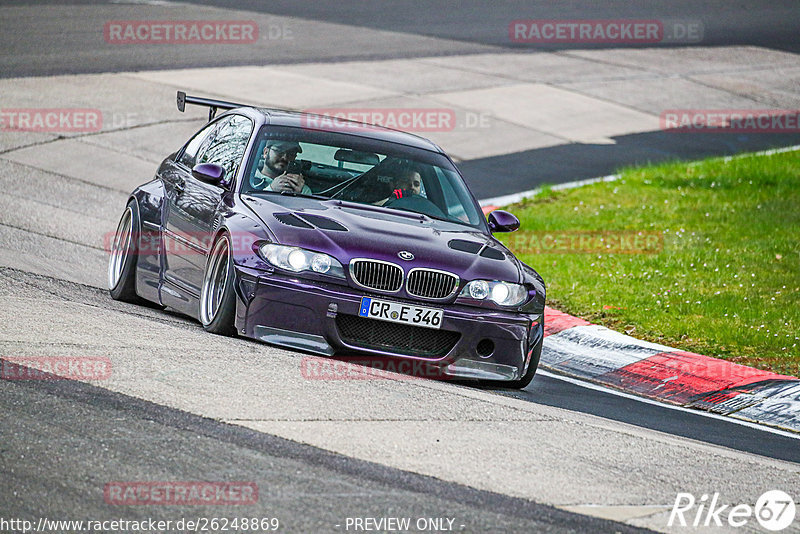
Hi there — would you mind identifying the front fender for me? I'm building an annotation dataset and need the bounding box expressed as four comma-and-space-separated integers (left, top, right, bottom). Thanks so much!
218, 210, 275, 335
220, 211, 274, 270
519, 261, 546, 315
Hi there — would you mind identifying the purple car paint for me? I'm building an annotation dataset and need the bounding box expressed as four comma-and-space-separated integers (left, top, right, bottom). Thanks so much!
108, 92, 545, 388
487, 210, 521, 233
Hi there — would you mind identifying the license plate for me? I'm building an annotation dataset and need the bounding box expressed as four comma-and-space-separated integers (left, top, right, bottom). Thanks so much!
358, 297, 443, 329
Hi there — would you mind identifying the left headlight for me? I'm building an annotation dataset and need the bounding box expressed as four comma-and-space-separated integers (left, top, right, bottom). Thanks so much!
258, 243, 345, 279
459, 280, 528, 307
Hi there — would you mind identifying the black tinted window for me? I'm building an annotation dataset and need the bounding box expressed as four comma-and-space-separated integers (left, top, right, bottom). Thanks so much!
179, 115, 253, 180
198, 115, 253, 180
178, 120, 219, 168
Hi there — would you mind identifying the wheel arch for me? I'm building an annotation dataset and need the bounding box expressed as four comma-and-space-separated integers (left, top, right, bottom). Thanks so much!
214, 210, 276, 335
129, 180, 166, 304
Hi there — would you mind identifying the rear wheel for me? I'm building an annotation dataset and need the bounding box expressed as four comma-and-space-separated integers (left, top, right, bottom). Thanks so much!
108, 201, 140, 302
199, 233, 237, 336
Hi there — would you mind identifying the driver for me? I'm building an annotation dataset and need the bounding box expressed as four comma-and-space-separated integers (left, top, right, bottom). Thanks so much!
250, 140, 312, 195
375, 169, 421, 206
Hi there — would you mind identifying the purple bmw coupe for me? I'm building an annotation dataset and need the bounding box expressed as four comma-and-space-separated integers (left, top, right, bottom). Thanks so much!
108, 92, 545, 388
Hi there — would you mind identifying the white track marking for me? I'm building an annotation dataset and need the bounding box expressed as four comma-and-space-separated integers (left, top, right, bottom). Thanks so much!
541, 324, 672, 378
479, 173, 620, 207
479, 144, 800, 207
537, 369, 800, 440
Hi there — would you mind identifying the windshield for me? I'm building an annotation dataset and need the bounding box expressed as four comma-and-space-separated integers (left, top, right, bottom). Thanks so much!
241, 125, 485, 229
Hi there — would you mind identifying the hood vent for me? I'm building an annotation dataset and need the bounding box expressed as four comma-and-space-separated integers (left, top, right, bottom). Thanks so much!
297, 213, 347, 232
448, 239, 482, 254
274, 212, 314, 228
448, 239, 505, 260
480, 247, 505, 260
274, 212, 348, 232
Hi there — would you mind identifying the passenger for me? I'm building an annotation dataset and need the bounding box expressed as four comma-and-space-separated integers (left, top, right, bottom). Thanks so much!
250, 140, 312, 195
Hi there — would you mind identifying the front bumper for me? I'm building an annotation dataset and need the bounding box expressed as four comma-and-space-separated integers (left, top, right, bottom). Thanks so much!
234, 266, 543, 382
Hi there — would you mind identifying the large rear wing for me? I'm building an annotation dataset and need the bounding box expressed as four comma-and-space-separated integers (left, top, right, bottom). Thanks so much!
176, 91, 246, 121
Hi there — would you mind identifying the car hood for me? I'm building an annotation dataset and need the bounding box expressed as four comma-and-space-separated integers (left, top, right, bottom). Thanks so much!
241, 194, 522, 284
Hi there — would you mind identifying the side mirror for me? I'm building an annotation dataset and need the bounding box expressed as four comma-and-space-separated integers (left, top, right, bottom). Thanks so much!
487, 210, 520, 233
192, 163, 227, 187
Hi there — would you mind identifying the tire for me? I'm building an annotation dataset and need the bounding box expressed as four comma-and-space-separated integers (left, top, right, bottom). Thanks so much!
479, 331, 542, 390
505, 336, 542, 389
199, 233, 237, 336
108, 201, 141, 302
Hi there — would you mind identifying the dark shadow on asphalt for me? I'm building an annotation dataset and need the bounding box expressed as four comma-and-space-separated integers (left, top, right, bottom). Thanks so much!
458, 130, 800, 200
173, 0, 800, 54
301, 350, 800, 464
495, 372, 800, 464
0, 360, 655, 533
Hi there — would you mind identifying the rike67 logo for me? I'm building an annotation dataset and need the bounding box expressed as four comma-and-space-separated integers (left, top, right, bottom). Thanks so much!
669, 490, 796, 531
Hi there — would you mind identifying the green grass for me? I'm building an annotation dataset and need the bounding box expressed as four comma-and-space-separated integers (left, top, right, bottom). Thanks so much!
496, 149, 800, 377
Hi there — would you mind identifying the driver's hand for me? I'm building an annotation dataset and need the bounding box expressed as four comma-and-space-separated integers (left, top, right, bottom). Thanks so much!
272, 172, 305, 193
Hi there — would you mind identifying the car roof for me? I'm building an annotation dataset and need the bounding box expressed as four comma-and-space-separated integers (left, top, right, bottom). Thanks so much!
242, 107, 445, 153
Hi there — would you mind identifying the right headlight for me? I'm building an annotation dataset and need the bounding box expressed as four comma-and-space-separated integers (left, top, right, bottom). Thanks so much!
458, 280, 528, 307
258, 243, 345, 279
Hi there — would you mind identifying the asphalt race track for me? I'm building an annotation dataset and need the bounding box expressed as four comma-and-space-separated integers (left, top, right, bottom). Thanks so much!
3, 1, 800, 197
0, 355, 644, 533
1, 2, 800, 533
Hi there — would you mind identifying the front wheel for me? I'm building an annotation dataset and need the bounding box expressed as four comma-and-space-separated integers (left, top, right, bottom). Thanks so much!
199, 233, 237, 336
505, 336, 542, 389
108, 201, 141, 302
479, 334, 542, 390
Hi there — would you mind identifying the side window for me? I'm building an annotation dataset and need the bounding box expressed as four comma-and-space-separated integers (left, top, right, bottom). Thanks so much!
434, 168, 457, 210
434, 167, 471, 223
178, 120, 222, 169
197, 115, 253, 181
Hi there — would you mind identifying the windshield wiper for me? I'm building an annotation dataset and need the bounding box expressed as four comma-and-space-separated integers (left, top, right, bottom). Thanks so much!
324, 175, 362, 199
250, 189, 329, 201
278, 190, 330, 200
384, 205, 474, 227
